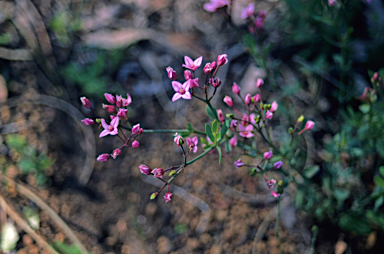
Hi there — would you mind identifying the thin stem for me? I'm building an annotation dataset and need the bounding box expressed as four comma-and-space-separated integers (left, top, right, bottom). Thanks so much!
310, 225, 319, 254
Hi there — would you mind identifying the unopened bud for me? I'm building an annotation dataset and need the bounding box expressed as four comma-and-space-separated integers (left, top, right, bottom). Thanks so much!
150, 193, 158, 200
80, 97, 92, 109
297, 115, 305, 123
232, 82, 241, 95
245, 94, 252, 105
166, 66, 177, 80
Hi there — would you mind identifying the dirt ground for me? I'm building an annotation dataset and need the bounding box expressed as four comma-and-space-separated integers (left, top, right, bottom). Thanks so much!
0, 0, 355, 253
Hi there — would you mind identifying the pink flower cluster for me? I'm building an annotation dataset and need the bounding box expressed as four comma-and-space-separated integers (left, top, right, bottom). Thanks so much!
166, 54, 228, 102
80, 93, 143, 163
240, 3, 266, 32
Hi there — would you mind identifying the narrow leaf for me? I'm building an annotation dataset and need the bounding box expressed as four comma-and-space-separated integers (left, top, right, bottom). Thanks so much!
220, 119, 229, 140
186, 123, 194, 132
374, 176, 384, 188
205, 124, 215, 142
206, 105, 218, 119
217, 146, 222, 164
212, 120, 219, 134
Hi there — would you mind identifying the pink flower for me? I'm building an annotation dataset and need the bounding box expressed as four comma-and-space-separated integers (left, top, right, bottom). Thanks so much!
241, 3, 254, 19
203, 63, 214, 74
80, 97, 92, 109
132, 123, 143, 134
111, 149, 121, 159
186, 136, 198, 153
166, 66, 177, 80
210, 78, 221, 88
184, 70, 193, 80
164, 192, 172, 202
270, 101, 278, 112
152, 168, 164, 178
174, 133, 184, 146
230, 120, 238, 128
139, 164, 151, 175
217, 54, 228, 66
305, 121, 315, 130
102, 104, 115, 113
124, 94, 132, 106
223, 96, 233, 107
217, 109, 225, 123
249, 113, 256, 125
132, 140, 139, 148
97, 153, 110, 162
245, 94, 252, 105
171, 81, 191, 102
265, 110, 273, 119
241, 114, 249, 126
204, 0, 227, 12
328, 0, 336, 6
99, 117, 119, 138
104, 93, 116, 104
253, 94, 260, 103
255, 16, 264, 29
271, 191, 280, 198
229, 135, 237, 147
274, 161, 283, 169
81, 118, 95, 125
117, 108, 128, 118
232, 82, 240, 95
256, 78, 264, 88
239, 124, 254, 138
182, 56, 203, 71
234, 159, 244, 168
187, 78, 199, 89
264, 151, 273, 159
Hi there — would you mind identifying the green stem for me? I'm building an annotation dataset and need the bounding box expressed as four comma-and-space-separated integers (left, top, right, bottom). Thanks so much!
120, 125, 205, 135
310, 225, 319, 254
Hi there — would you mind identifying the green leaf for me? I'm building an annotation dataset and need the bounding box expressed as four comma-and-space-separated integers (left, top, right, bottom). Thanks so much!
225, 140, 231, 153
52, 241, 86, 254
359, 104, 370, 114
374, 195, 384, 211
374, 176, 384, 188
212, 120, 219, 134
215, 133, 221, 141
380, 166, 384, 178
338, 213, 372, 235
174, 224, 188, 234
205, 124, 215, 142
200, 137, 208, 145
22, 207, 40, 230
37, 155, 53, 170
217, 146, 222, 164
186, 123, 194, 132
206, 105, 218, 119
366, 210, 384, 231
303, 165, 320, 178
376, 139, 384, 159
220, 119, 229, 140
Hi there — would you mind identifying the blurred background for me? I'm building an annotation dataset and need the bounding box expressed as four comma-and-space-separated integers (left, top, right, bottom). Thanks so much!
1, 0, 384, 253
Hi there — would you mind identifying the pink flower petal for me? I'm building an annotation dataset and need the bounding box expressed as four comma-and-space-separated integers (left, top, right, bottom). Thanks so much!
172, 81, 182, 92
172, 93, 182, 102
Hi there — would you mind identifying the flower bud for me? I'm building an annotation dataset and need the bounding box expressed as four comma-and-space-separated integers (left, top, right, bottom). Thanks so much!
97, 153, 110, 162
164, 192, 173, 202
274, 161, 283, 169
223, 96, 233, 107
217, 54, 228, 66
264, 151, 273, 159
81, 118, 95, 126
132, 124, 142, 134
184, 70, 193, 80
203, 63, 214, 74
117, 108, 128, 118
150, 193, 158, 200
232, 82, 241, 95
270, 101, 278, 112
253, 94, 260, 103
234, 159, 244, 168
104, 93, 116, 104
132, 140, 139, 148
174, 133, 184, 146
288, 127, 294, 134
230, 120, 238, 128
139, 164, 151, 175
152, 168, 164, 178
111, 149, 121, 159
229, 135, 238, 147
211, 78, 221, 88
297, 115, 305, 123
166, 66, 177, 80
305, 120, 315, 130
80, 97, 92, 109
245, 94, 252, 105
217, 109, 225, 123
102, 104, 115, 113
256, 78, 264, 88
265, 110, 273, 119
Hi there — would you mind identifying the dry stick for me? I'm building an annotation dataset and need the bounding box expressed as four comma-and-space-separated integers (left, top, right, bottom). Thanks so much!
0, 192, 59, 254
252, 196, 292, 254
0, 175, 89, 254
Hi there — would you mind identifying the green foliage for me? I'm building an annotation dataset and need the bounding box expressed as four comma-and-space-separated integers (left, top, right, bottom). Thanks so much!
5, 134, 53, 186
52, 241, 88, 254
